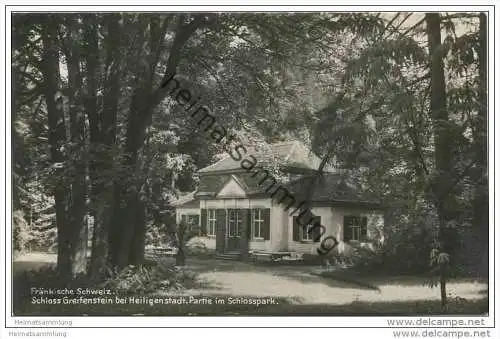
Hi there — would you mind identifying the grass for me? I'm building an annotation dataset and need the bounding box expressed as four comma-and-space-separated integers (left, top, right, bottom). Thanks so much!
12, 252, 489, 316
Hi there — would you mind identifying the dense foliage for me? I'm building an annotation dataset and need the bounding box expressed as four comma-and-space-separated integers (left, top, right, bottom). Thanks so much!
12, 12, 487, 308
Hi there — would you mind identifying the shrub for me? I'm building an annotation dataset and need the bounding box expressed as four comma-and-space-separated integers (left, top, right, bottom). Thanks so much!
13, 210, 32, 255
13, 262, 198, 311
102, 262, 198, 294
325, 242, 385, 275
166, 220, 200, 265
186, 241, 216, 258
13, 266, 92, 310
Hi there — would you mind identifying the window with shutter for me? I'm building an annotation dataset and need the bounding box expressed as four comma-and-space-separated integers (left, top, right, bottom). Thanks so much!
262, 208, 270, 240
300, 216, 321, 242
301, 225, 313, 241
228, 209, 243, 237
180, 214, 200, 232
343, 215, 367, 241
245, 209, 252, 239
292, 216, 300, 242
180, 214, 187, 225
207, 209, 217, 236
310, 216, 322, 242
189, 215, 200, 234
215, 209, 226, 252
252, 209, 265, 239
188, 215, 199, 227
343, 216, 352, 241
361, 216, 368, 239
200, 209, 207, 236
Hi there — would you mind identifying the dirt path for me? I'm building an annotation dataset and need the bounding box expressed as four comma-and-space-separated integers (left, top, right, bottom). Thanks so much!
13, 252, 57, 274
14, 252, 487, 306
192, 268, 487, 305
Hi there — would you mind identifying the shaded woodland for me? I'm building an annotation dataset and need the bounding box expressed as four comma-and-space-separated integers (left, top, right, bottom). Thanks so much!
12, 12, 488, 300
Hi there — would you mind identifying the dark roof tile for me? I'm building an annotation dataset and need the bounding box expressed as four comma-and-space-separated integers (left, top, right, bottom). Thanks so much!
198, 141, 335, 173
286, 174, 382, 206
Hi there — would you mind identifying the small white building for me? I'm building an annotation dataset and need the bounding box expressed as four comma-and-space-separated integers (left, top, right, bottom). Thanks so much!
173, 141, 384, 257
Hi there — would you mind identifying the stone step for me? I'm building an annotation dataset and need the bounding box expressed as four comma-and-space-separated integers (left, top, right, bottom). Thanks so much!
215, 252, 241, 260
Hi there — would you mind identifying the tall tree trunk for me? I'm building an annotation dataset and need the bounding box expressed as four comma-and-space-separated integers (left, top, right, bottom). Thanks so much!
100, 14, 142, 269
426, 12, 451, 307
108, 90, 150, 268
12, 64, 24, 212
128, 199, 146, 265
66, 16, 88, 275
111, 89, 152, 268
40, 19, 72, 279
473, 13, 488, 278
83, 16, 113, 279
107, 14, 207, 268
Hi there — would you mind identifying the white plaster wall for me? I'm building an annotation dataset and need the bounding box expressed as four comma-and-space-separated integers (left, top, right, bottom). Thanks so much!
285, 206, 385, 255
277, 206, 289, 251
287, 206, 334, 254
265, 202, 284, 252
178, 202, 384, 255
333, 207, 385, 254
248, 202, 291, 252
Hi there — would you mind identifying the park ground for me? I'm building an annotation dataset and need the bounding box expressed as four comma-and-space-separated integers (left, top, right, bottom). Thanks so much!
12, 252, 489, 316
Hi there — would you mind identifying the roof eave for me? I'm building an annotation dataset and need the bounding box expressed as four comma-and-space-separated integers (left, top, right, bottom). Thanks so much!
309, 199, 384, 209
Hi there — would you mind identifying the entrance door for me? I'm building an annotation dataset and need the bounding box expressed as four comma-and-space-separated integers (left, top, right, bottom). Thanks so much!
226, 209, 243, 251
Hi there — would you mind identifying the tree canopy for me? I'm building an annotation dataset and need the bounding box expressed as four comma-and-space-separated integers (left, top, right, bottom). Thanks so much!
12, 12, 488, 289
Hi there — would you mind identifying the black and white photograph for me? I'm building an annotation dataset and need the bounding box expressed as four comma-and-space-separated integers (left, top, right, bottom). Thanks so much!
2, 2, 497, 337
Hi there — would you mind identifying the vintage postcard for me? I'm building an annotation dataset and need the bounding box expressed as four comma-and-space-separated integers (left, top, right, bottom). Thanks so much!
2, 2, 497, 338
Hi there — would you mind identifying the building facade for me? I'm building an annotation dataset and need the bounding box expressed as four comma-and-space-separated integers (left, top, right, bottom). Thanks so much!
173, 141, 384, 256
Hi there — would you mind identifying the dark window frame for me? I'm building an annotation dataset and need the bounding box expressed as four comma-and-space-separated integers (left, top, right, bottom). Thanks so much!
252, 208, 265, 240
228, 209, 243, 237
207, 209, 216, 236
344, 215, 368, 242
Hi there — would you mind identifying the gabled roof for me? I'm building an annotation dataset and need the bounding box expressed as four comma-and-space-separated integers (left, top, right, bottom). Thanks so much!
195, 172, 269, 198
198, 141, 335, 174
215, 174, 248, 197
175, 140, 380, 208
286, 174, 382, 207
191, 171, 381, 208
171, 191, 197, 207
